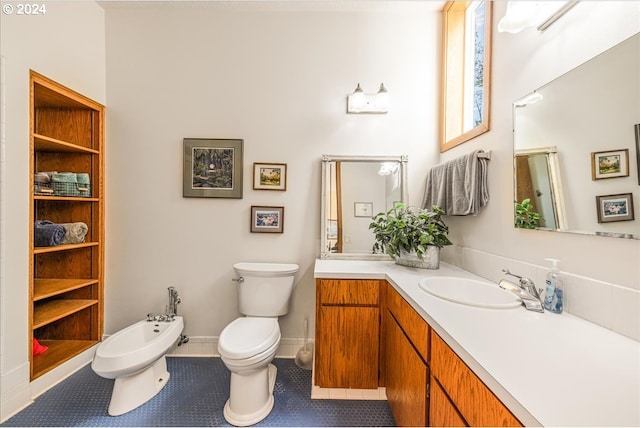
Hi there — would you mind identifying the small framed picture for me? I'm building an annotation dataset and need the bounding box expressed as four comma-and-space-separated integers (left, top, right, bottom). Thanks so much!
253, 163, 287, 191
596, 193, 635, 223
183, 138, 243, 198
327, 219, 338, 239
354, 202, 373, 217
591, 149, 629, 180
250, 206, 284, 233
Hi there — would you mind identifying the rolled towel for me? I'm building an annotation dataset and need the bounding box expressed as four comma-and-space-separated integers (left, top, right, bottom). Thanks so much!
34, 220, 67, 247
59, 222, 89, 244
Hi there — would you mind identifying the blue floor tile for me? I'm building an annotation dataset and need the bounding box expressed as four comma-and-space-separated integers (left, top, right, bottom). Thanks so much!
2, 358, 396, 427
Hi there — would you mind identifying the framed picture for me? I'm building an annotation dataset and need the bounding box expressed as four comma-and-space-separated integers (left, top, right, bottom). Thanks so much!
591, 149, 629, 180
596, 193, 635, 223
327, 219, 338, 239
253, 162, 287, 191
354, 202, 373, 217
183, 138, 243, 198
250, 206, 284, 233
635, 124, 640, 185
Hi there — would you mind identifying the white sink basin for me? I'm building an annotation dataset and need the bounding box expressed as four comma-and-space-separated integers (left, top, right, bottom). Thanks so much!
418, 276, 521, 309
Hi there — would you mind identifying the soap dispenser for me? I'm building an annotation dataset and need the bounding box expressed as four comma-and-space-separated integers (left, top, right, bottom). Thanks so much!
543, 258, 563, 313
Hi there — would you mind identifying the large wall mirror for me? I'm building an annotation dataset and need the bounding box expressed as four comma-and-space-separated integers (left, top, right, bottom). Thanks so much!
440, 0, 492, 152
513, 33, 640, 239
320, 155, 408, 260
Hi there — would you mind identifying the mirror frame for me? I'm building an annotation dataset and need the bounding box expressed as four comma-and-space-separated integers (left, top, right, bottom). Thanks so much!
320, 154, 408, 260
440, 0, 493, 152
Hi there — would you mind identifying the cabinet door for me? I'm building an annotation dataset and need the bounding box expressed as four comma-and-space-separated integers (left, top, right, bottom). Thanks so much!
315, 306, 379, 388
385, 311, 428, 427
430, 377, 467, 427
431, 332, 522, 427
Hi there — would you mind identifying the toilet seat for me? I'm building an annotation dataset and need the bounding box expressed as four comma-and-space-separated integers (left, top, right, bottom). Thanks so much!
219, 317, 280, 360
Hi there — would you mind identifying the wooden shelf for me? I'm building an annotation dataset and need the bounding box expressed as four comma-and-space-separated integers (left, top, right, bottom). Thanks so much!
34, 195, 99, 202
32, 339, 98, 379
34, 278, 99, 301
33, 241, 99, 255
34, 134, 99, 154
33, 299, 98, 329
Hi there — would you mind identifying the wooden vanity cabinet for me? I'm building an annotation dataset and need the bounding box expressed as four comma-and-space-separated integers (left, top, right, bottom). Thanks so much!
431, 332, 522, 427
314, 278, 382, 388
29, 71, 104, 380
384, 282, 430, 427
314, 275, 523, 426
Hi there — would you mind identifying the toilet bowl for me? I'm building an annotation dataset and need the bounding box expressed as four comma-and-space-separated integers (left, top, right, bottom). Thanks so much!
92, 316, 184, 416
218, 262, 298, 426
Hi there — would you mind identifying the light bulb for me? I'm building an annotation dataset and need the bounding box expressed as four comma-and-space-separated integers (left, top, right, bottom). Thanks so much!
350, 83, 366, 109
375, 83, 390, 110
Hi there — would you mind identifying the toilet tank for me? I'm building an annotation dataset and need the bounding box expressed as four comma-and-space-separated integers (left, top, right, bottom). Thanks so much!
233, 263, 299, 317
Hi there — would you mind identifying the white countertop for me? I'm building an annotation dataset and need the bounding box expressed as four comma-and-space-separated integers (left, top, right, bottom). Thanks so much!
314, 259, 640, 427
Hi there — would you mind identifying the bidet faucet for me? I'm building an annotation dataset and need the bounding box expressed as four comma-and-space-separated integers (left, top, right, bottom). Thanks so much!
501, 269, 542, 302
167, 287, 181, 318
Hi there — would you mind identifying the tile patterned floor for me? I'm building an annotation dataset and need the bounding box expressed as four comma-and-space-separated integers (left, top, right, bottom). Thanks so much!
2, 358, 396, 427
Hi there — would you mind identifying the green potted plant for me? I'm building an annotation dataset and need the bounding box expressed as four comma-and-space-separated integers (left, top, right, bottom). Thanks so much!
514, 198, 541, 229
369, 203, 452, 269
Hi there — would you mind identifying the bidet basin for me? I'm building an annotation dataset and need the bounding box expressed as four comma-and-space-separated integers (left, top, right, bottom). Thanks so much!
418, 276, 521, 309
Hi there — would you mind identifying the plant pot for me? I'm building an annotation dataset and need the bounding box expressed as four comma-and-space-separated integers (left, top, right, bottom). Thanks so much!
395, 247, 440, 269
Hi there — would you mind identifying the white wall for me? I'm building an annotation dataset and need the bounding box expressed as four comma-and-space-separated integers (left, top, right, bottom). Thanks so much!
440, 2, 640, 341
102, 2, 442, 343
0, 1, 106, 421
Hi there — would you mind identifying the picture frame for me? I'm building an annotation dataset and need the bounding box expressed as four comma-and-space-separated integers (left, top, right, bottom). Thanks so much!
596, 193, 634, 223
634, 124, 640, 185
327, 219, 338, 239
354, 202, 373, 217
183, 138, 243, 198
591, 148, 629, 180
253, 162, 287, 191
250, 206, 284, 233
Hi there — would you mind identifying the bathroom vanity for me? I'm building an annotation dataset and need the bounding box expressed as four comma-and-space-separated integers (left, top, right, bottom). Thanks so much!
314, 259, 640, 427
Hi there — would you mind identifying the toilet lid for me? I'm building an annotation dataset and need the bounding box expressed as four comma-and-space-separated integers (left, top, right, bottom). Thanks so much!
219, 318, 280, 359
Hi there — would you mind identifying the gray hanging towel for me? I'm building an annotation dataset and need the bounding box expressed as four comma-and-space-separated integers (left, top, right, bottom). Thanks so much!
421, 149, 489, 216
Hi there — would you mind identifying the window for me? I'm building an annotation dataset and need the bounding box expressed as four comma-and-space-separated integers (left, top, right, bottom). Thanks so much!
441, 0, 492, 152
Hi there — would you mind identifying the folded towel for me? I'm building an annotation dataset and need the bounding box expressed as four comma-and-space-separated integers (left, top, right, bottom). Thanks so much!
34, 172, 53, 183
59, 222, 89, 244
33, 338, 48, 356
51, 172, 77, 183
34, 220, 67, 247
421, 149, 489, 216
76, 173, 90, 185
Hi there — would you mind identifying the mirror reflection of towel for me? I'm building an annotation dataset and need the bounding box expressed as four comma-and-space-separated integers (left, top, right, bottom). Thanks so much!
421, 149, 489, 216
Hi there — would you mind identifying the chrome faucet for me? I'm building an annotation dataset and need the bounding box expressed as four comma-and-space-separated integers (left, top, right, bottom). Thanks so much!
167, 287, 181, 318
501, 269, 544, 312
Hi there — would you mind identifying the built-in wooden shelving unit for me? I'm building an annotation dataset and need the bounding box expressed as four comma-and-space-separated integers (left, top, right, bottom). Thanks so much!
29, 71, 105, 380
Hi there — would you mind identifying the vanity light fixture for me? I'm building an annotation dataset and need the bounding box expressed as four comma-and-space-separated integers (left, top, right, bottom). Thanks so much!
514, 91, 543, 107
498, 1, 577, 33
347, 83, 389, 114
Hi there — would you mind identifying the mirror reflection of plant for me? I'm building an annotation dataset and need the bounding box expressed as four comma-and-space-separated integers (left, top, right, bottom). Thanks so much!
515, 198, 541, 229
369, 203, 452, 259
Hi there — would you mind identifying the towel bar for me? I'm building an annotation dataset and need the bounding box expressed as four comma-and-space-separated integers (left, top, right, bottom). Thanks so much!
477, 151, 491, 160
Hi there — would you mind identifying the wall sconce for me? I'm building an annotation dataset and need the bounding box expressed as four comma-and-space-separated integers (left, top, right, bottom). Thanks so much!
378, 162, 399, 176
347, 83, 389, 114
498, 1, 577, 33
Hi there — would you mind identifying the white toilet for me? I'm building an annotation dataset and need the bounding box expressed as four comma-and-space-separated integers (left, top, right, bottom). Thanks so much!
218, 262, 299, 426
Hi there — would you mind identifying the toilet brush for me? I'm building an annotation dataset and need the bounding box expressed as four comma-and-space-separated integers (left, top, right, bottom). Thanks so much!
294, 318, 314, 370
